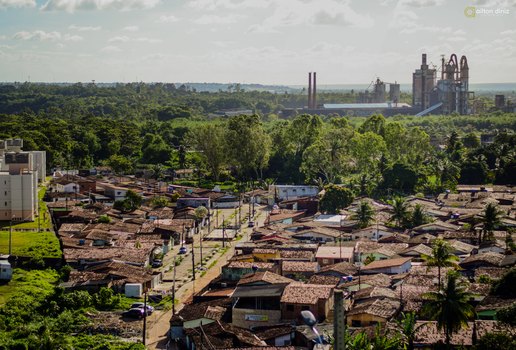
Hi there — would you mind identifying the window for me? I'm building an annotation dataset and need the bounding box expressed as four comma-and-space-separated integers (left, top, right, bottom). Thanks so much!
351, 320, 362, 327
301, 305, 310, 311
4, 202, 6, 207
286, 304, 294, 312
370, 321, 379, 326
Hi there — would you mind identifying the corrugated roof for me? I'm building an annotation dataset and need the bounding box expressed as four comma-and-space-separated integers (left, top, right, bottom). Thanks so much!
323, 103, 411, 109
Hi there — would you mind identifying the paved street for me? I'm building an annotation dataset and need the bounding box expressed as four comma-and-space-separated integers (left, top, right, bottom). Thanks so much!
145, 203, 267, 349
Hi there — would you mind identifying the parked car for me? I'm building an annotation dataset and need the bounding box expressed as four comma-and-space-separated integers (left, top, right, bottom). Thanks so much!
248, 221, 255, 228
151, 259, 163, 268
179, 246, 187, 254
123, 308, 145, 319
130, 302, 154, 315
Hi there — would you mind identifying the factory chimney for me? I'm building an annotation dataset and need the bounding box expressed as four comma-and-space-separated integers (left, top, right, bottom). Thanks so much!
308, 72, 312, 109
421, 53, 428, 68
313, 72, 317, 109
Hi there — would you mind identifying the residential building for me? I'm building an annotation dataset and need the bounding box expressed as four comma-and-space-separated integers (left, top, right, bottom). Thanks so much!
270, 185, 319, 201
280, 283, 334, 323
315, 246, 354, 266
231, 271, 293, 329
361, 257, 412, 275
0, 151, 39, 221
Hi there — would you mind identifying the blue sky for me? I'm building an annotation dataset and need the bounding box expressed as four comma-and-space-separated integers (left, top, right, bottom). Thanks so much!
0, 0, 515, 84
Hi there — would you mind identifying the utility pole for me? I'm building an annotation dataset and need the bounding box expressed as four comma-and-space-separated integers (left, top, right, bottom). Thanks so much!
142, 291, 147, 345
9, 216, 13, 255
222, 215, 226, 248
172, 253, 176, 315
191, 231, 196, 280
199, 220, 203, 267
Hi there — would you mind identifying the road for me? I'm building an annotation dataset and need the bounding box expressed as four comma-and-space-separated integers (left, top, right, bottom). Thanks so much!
145, 203, 267, 349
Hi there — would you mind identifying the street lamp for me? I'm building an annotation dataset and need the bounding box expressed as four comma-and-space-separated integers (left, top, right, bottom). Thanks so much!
301, 310, 324, 349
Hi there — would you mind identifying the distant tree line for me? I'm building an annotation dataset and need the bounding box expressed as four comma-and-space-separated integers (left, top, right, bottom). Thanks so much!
0, 84, 514, 198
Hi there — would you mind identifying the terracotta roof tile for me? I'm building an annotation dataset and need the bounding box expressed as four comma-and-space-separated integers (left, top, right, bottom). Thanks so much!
280, 283, 333, 305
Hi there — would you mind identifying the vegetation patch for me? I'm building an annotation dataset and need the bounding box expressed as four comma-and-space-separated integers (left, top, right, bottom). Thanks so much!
0, 229, 61, 258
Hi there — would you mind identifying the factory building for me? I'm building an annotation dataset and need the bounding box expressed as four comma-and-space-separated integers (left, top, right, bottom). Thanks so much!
282, 53, 473, 118
412, 54, 436, 111
413, 53, 472, 115
0, 139, 46, 222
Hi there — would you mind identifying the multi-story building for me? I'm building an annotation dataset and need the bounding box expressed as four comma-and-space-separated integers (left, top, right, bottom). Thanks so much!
0, 139, 46, 222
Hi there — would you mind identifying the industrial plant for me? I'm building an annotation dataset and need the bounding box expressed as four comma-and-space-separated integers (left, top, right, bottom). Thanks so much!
286, 53, 473, 117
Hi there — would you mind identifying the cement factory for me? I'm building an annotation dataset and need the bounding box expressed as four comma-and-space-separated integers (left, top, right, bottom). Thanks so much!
288, 53, 473, 117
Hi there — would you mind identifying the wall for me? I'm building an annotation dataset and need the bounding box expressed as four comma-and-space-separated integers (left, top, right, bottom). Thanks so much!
232, 308, 281, 329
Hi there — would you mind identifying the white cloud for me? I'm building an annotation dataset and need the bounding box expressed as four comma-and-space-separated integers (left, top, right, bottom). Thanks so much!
41, 0, 161, 12
249, 0, 374, 32
69, 25, 101, 31
135, 37, 162, 43
13, 30, 62, 41
64, 34, 83, 41
400, 0, 444, 7
123, 25, 139, 32
501, 29, 516, 35
108, 35, 161, 43
194, 13, 245, 25
188, 0, 272, 10
0, 0, 35, 8
157, 14, 178, 23
101, 45, 121, 52
108, 35, 130, 42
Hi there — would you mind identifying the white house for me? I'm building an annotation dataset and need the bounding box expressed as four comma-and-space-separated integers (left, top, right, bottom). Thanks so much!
270, 185, 319, 201
313, 214, 347, 227
102, 185, 129, 202
361, 257, 412, 275
351, 225, 396, 240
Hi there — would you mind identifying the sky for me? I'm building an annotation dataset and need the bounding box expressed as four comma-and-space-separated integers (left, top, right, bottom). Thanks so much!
0, 0, 515, 84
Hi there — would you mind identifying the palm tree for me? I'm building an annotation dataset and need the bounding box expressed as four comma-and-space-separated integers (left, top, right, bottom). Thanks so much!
397, 311, 426, 350
352, 200, 375, 229
480, 203, 502, 243
422, 272, 476, 347
421, 239, 459, 290
389, 197, 410, 228
409, 204, 430, 228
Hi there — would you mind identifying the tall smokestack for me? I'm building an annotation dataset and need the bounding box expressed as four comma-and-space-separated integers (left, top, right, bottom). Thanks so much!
308, 72, 312, 109
313, 72, 317, 109
422, 53, 427, 66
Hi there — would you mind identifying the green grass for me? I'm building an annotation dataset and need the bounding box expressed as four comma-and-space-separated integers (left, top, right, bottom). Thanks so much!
0, 229, 61, 258
0, 268, 59, 305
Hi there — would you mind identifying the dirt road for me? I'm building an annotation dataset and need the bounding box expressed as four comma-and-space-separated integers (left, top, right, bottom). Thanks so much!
145, 205, 266, 349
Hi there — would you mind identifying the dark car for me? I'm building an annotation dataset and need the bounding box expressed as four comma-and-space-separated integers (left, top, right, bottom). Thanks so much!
178, 246, 187, 254
151, 259, 163, 268
123, 308, 145, 319
247, 221, 255, 228
130, 302, 154, 315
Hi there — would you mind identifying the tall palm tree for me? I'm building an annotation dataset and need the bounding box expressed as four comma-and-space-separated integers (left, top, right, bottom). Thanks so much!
480, 203, 502, 243
389, 197, 409, 228
352, 200, 375, 229
422, 272, 476, 347
421, 239, 459, 290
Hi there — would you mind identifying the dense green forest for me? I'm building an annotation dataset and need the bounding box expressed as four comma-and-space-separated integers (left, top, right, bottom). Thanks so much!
0, 83, 515, 196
